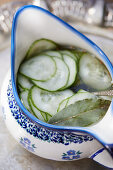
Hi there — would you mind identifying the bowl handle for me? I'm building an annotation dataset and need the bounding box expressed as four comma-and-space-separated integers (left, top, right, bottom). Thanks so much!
89, 103, 113, 159
89, 148, 113, 168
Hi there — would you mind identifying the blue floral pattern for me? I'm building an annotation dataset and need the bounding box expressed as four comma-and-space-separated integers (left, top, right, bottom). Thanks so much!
20, 137, 36, 152
62, 150, 82, 160
67, 150, 76, 155
7, 80, 94, 145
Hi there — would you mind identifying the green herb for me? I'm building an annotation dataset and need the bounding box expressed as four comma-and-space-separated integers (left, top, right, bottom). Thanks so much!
48, 98, 110, 127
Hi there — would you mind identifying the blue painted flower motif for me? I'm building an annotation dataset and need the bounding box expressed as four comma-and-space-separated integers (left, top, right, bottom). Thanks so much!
62, 150, 82, 160
62, 156, 70, 160
72, 155, 80, 159
23, 138, 31, 145
20, 140, 25, 147
27, 146, 34, 152
67, 150, 76, 155
7, 80, 94, 145
20, 137, 36, 152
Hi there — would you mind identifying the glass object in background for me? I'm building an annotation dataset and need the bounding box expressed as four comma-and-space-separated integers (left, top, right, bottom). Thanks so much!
0, 0, 47, 50
48, 0, 104, 26
48, 0, 113, 27
0, 0, 30, 50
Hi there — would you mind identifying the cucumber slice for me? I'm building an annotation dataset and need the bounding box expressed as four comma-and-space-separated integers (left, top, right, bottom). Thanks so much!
41, 112, 50, 122
79, 53, 112, 90
19, 55, 56, 81
18, 84, 24, 92
32, 57, 69, 91
60, 50, 78, 61
57, 98, 69, 112
26, 39, 57, 59
43, 51, 62, 59
17, 73, 33, 90
77, 89, 86, 93
72, 50, 85, 59
46, 114, 52, 121
20, 90, 31, 112
28, 97, 48, 122
58, 89, 86, 112
62, 54, 77, 88
67, 90, 96, 107
31, 86, 74, 115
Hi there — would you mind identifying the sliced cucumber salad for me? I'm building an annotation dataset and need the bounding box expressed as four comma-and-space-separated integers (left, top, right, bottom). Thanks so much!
17, 38, 112, 126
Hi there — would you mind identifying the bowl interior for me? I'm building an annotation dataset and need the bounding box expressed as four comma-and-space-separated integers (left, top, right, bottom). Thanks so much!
11, 5, 113, 132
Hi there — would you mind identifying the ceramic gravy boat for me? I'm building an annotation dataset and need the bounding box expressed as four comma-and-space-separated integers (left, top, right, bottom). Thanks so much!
1, 5, 113, 169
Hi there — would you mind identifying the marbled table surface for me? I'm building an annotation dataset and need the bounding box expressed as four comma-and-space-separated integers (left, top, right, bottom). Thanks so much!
0, 33, 112, 170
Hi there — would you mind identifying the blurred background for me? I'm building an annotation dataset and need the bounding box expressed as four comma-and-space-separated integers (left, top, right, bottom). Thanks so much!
0, 0, 113, 170
0, 0, 113, 50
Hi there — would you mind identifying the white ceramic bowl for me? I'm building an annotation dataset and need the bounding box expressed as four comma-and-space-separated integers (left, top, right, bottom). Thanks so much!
1, 5, 113, 168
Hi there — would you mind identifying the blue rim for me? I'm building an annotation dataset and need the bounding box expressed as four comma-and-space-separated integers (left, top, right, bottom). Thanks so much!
11, 5, 113, 147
